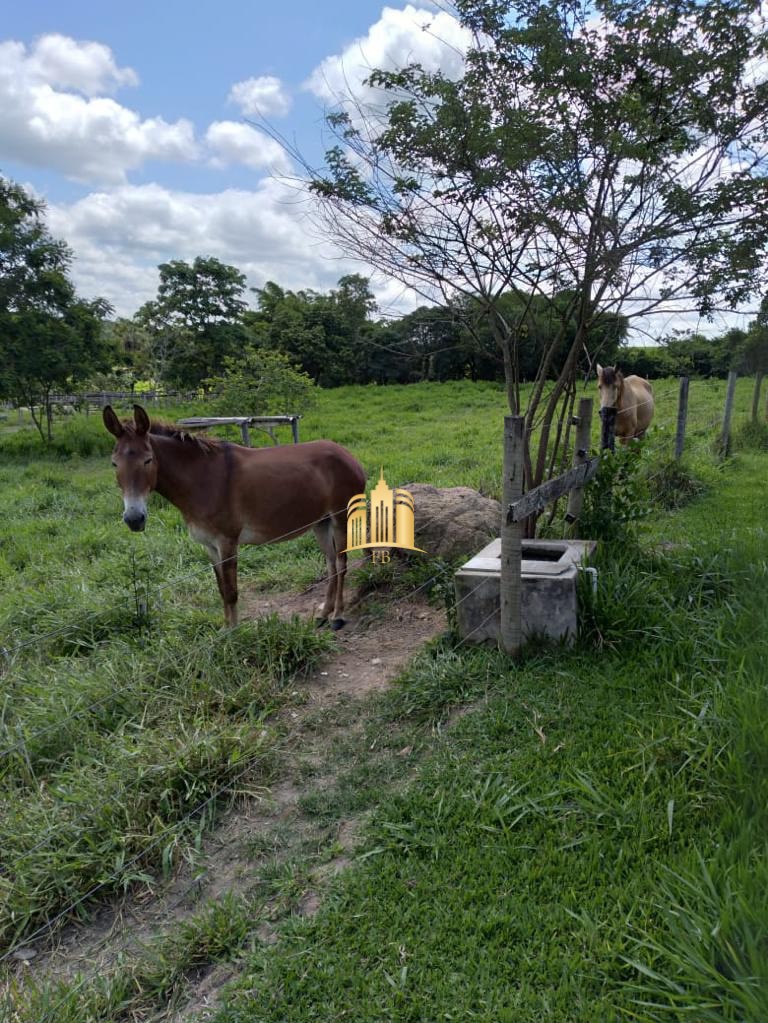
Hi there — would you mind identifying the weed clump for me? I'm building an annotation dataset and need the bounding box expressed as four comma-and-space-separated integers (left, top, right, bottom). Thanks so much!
647, 458, 708, 510
734, 417, 768, 452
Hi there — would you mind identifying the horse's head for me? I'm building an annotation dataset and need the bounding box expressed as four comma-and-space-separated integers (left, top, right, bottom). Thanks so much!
596, 364, 623, 410
103, 404, 158, 532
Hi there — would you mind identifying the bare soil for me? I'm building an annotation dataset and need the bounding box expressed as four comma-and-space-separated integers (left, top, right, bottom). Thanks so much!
245, 574, 447, 706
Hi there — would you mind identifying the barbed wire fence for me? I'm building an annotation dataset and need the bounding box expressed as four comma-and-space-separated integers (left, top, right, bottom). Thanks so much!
1, 372, 760, 736
0, 373, 764, 1016
0, 372, 760, 767
0, 485, 508, 982
0, 564, 501, 1021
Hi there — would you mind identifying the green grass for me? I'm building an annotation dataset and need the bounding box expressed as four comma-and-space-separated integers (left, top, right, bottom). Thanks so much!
0, 376, 765, 1021
206, 503, 766, 1022
0, 616, 333, 952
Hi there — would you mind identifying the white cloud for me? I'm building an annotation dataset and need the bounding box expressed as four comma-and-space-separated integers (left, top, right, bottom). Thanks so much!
20, 33, 139, 95
0, 35, 197, 184
205, 121, 292, 174
45, 179, 754, 336
47, 181, 365, 316
228, 75, 292, 118
306, 4, 471, 106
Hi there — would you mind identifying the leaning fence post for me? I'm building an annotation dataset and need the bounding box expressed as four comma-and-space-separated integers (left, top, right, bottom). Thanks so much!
675, 376, 689, 460
500, 416, 524, 659
719, 370, 738, 458
565, 397, 593, 530
239, 421, 251, 447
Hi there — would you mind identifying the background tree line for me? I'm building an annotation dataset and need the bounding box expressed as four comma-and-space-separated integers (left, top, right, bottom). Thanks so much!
79, 250, 768, 395
120, 263, 630, 391
2, 170, 767, 447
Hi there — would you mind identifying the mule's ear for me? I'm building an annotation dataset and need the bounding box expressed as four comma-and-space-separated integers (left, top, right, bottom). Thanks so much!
133, 404, 151, 436
596, 363, 603, 380
103, 405, 124, 438
615, 366, 622, 379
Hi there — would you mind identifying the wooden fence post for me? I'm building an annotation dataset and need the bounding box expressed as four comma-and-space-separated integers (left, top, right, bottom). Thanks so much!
239, 422, 251, 446
752, 371, 764, 423
720, 370, 738, 458
565, 397, 593, 529
599, 406, 616, 451
500, 416, 524, 659
675, 376, 689, 460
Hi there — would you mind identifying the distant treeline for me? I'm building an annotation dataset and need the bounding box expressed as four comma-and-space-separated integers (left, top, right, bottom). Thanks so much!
617, 328, 766, 380
108, 261, 630, 391
106, 259, 768, 391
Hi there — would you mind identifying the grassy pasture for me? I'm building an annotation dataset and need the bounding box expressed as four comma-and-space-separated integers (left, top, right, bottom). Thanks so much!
1, 375, 766, 1021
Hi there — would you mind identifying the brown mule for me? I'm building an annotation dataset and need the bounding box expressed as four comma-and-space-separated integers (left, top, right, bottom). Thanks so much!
104, 405, 366, 629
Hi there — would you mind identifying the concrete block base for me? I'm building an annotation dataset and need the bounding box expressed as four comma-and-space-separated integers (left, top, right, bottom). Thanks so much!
455, 538, 596, 646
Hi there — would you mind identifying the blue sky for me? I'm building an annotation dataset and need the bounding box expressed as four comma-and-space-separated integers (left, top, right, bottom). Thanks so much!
3, 0, 398, 197
0, 2, 756, 338
1, 2, 466, 316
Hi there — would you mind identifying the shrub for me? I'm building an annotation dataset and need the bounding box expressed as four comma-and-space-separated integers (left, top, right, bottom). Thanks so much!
0, 415, 114, 459
205, 348, 316, 417
578, 443, 651, 543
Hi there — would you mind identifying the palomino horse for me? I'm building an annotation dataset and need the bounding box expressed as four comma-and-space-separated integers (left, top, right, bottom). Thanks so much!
103, 405, 366, 629
596, 365, 654, 449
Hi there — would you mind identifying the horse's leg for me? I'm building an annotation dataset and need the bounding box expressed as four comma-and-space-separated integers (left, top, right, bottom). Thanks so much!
329, 512, 349, 631
312, 518, 337, 625
209, 539, 239, 627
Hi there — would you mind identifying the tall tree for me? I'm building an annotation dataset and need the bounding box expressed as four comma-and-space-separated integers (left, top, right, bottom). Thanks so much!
251, 274, 377, 386
306, 0, 768, 513
0, 178, 113, 440
136, 257, 249, 388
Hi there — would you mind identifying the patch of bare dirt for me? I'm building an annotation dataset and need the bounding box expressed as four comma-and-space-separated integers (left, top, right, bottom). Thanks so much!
10, 582, 445, 1022
244, 573, 446, 706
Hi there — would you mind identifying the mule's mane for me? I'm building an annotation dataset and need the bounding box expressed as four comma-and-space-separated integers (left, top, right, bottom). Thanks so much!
120, 418, 221, 453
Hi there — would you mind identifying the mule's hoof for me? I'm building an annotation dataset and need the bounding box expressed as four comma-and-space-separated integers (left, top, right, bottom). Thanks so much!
330, 618, 345, 631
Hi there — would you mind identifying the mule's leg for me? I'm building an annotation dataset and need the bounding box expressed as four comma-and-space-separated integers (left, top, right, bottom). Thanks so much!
209, 540, 240, 627
312, 518, 338, 625
329, 512, 349, 631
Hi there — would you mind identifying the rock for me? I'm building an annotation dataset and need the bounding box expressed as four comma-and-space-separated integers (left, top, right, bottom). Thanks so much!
405, 483, 501, 560
12, 947, 37, 962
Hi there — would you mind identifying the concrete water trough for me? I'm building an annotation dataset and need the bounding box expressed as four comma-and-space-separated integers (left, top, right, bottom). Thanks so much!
454, 538, 596, 646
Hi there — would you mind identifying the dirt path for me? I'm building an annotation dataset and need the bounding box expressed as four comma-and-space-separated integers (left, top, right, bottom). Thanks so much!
246, 575, 446, 706
11, 580, 445, 1020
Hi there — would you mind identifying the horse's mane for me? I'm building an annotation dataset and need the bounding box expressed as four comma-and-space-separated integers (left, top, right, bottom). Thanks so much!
121, 418, 221, 453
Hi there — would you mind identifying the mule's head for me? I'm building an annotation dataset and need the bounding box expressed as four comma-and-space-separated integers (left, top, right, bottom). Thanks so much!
596, 364, 623, 410
103, 404, 157, 532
